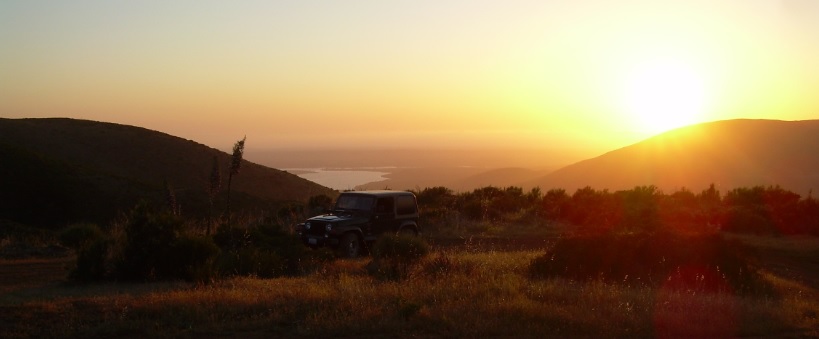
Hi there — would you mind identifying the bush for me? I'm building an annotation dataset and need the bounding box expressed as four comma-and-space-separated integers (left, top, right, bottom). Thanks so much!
58, 223, 104, 250
722, 206, 776, 235
72, 238, 110, 281
368, 234, 429, 280
371, 234, 429, 263
165, 235, 220, 282
216, 247, 284, 278
529, 232, 770, 295
215, 222, 327, 278
116, 203, 185, 281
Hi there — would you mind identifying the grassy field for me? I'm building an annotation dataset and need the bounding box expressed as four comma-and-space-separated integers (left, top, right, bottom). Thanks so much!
1, 237, 818, 338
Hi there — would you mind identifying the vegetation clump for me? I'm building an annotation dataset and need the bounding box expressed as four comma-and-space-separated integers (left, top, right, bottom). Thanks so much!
367, 234, 430, 280
529, 232, 770, 295
214, 222, 332, 278
57, 223, 104, 250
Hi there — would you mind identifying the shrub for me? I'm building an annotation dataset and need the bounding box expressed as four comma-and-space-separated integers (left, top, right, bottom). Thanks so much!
216, 247, 284, 278
528, 232, 770, 295
722, 206, 776, 235
58, 223, 104, 250
368, 234, 429, 280
165, 235, 220, 282
116, 203, 185, 281
215, 222, 327, 278
72, 238, 110, 281
371, 234, 429, 263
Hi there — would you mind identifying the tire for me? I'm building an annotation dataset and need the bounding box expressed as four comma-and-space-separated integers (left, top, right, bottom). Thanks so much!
338, 233, 361, 258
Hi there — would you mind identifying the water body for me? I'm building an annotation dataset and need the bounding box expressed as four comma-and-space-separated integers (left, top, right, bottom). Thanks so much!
287, 168, 390, 191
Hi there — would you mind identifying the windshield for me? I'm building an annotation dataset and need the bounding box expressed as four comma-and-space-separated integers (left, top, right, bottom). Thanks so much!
335, 195, 375, 212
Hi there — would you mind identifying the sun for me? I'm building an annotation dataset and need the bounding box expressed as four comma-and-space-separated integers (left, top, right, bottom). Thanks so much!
620, 58, 708, 134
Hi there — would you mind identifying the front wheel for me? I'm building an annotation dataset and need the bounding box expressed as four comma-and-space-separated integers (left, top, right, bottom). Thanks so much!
338, 233, 362, 258
398, 227, 418, 237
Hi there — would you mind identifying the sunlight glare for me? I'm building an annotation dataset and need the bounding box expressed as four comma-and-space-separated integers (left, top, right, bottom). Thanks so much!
621, 58, 708, 134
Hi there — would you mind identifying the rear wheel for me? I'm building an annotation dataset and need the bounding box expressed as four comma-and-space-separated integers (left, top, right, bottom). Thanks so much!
338, 233, 361, 258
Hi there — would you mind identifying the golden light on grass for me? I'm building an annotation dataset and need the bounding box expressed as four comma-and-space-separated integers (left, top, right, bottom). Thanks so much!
2, 247, 817, 337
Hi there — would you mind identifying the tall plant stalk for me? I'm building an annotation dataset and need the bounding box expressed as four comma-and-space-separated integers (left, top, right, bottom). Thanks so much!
206, 155, 221, 235
225, 136, 245, 225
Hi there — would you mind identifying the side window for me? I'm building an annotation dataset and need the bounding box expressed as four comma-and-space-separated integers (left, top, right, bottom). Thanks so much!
375, 197, 394, 214
396, 195, 417, 215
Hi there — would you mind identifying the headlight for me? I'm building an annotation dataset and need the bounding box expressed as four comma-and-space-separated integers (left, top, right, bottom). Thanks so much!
325, 224, 333, 232
305, 222, 311, 230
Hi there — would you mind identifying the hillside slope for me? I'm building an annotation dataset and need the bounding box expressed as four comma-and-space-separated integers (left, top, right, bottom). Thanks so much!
0, 118, 334, 227
525, 119, 819, 194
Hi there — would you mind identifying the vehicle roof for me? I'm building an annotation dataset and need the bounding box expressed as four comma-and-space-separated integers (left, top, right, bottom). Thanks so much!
339, 190, 415, 197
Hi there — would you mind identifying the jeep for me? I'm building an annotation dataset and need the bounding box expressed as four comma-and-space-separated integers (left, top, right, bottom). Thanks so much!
296, 190, 420, 258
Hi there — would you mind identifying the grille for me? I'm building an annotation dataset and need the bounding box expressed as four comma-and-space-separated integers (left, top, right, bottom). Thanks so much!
306, 221, 327, 236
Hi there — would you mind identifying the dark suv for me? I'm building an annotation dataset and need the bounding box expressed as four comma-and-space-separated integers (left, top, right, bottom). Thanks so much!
296, 190, 420, 258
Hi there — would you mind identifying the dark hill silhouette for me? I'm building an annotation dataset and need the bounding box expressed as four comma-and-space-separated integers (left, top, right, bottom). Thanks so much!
0, 118, 334, 227
524, 119, 819, 194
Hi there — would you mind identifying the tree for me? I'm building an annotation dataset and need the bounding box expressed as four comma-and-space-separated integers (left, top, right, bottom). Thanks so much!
225, 136, 246, 224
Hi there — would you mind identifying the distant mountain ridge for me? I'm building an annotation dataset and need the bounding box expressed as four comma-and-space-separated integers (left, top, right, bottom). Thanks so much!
0, 118, 334, 227
525, 119, 819, 194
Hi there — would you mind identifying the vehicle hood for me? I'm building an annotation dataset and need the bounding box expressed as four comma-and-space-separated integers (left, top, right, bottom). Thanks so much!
306, 213, 369, 225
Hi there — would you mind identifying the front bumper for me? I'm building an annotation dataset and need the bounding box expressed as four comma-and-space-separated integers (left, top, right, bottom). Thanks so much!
299, 234, 340, 248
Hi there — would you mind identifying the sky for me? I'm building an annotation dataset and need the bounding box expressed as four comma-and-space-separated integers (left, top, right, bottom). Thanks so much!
2, 0, 818, 160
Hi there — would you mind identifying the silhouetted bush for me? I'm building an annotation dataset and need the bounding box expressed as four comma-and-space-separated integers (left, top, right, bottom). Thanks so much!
722, 206, 776, 235
58, 223, 104, 250
368, 234, 429, 280
215, 222, 330, 278
541, 188, 570, 221
72, 238, 110, 281
165, 235, 220, 282
371, 234, 429, 263
308, 194, 334, 215
529, 232, 770, 295
418, 183, 810, 236
116, 203, 185, 280
216, 247, 285, 278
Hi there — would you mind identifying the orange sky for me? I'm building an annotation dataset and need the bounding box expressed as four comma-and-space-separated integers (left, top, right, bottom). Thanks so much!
2, 1, 818, 160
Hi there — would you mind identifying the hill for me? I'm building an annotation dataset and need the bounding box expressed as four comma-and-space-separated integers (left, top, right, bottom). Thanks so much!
524, 119, 819, 194
0, 118, 334, 228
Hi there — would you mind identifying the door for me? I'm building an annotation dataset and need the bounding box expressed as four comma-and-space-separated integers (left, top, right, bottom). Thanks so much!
372, 197, 396, 235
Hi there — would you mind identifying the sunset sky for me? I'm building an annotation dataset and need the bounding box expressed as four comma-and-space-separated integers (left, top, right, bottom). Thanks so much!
2, 1, 818, 159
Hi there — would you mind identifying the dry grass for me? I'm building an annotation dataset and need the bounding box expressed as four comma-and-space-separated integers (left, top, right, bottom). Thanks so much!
1, 244, 817, 338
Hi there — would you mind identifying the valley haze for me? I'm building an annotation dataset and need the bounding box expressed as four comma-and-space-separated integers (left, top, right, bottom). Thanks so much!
262, 119, 819, 195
